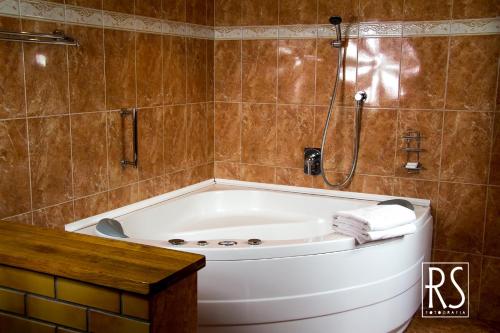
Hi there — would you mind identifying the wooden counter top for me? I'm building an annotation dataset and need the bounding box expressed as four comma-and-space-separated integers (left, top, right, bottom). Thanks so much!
0, 222, 205, 295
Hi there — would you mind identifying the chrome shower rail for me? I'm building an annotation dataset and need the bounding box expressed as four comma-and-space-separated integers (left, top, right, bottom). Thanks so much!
0, 30, 79, 46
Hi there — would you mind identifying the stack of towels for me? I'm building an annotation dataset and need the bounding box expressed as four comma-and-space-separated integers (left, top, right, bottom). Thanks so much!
333, 204, 417, 244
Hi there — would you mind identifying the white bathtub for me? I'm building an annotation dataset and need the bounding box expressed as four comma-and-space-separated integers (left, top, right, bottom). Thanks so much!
67, 179, 433, 333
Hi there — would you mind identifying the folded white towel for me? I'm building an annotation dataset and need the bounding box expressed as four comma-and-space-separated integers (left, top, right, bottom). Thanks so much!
333, 204, 416, 231
333, 223, 416, 244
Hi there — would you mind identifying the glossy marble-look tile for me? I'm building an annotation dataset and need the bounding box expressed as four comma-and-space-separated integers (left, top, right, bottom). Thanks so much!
106, 111, 139, 189
279, 0, 317, 25
186, 163, 213, 185
440, 111, 492, 184
395, 110, 443, 180
66, 0, 102, 9
73, 192, 108, 221
400, 37, 448, 110
206, 102, 214, 160
240, 164, 275, 184
433, 250, 482, 313
316, 38, 357, 106
276, 105, 314, 168
393, 178, 438, 215
479, 257, 500, 324
135, 0, 162, 18
314, 173, 394, 195
3, 213, 33, 225
278, 39, 316, 105
241, 103, 276, 165
103, 0, 134, 14
138, 177, 165, 201
214, 102, 241, 162
318, 0, 359, 23
348, 174, 394, 195
436, 182, 486, 254
136, 33, 163, 108
29, 116, 73, 210
484, 186, 500, 257
446, 36, 500, 111
186, 38, 207, 103
164, 105, 186, 173
71, 113, 108, 198
215, 161, 240, 179
138, 107, 164, 180
163, 36, 186, 105
276, 168, 313, 187
314, 106, 354, 173
403, 0, 452, 21
453, 0, 500, 19
215, 0, 241, 26
242, 40, 277, 103
104, 29, 136, 110
186, 0, 207, 25
163, 0, 186, 21
357, 108, 397, 176
186, 103, 209, 167
0, 120, 31, 219
165, 170, 188, 191
490, 116, 500, 185
0, 17, 25, 120
241, 0, 279, 26
359, 0, 403, 21
32, 201, 74, 229
357, 37, 401, 108
108, 183, 139, 210
67, 25, 105, 114
207, 0, 215, 26
23, 20, 69, 116
214, 40, 241, 102
207, 41, 214, 102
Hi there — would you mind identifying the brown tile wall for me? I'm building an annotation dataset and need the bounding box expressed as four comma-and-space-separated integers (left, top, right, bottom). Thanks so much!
1, 0, 499, 326
212, 0, 500, 323
0, 0, 215, 229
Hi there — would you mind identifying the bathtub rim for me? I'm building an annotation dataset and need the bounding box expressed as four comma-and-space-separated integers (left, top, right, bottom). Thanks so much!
66, 178, 431, 233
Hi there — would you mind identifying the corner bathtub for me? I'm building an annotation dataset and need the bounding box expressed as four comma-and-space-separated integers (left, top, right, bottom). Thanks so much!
67, 179, 433, 333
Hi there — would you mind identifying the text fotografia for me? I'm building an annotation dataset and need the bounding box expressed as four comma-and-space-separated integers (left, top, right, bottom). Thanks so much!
421, 262, 469, 318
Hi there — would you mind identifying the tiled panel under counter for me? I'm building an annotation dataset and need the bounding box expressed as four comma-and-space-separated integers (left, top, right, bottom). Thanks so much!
0, 221, 205, 333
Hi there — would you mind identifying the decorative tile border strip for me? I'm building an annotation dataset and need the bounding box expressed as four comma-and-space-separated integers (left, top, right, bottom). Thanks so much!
0, 0, 213, 39
0, 0, 498, 40
217, 18, 499, 40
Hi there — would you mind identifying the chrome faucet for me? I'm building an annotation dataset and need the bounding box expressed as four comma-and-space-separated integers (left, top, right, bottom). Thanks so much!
304, 148, 321, 175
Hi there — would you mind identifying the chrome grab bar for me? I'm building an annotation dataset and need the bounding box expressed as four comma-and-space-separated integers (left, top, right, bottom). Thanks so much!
0, 29, 79, 46
120, 108, 138, 168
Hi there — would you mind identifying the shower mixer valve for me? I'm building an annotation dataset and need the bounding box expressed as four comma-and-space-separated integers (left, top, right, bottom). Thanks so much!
304, 148, 322, 176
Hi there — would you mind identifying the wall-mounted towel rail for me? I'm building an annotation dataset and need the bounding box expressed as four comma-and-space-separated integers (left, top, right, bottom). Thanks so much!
120, 108, 138, 168
0, 30, 79, 46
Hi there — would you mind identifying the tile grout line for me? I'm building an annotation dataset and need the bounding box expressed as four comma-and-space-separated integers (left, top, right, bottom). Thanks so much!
133, 0, 139, 201
433, 25, 454, 251
101, 7, 110, 207
273, 0, 279, 184
18, 10, 34, 225
393, 33, 404, 183
64, 5, 77, 223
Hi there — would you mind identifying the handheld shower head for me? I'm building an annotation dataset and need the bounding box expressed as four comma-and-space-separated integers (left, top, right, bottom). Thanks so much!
329, 16, 342, 48
329, 16, 342, 25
